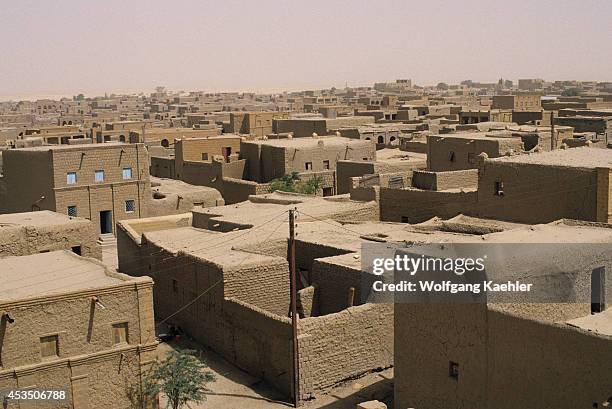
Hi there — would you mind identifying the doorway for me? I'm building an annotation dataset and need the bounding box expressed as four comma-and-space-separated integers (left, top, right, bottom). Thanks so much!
100, 210, 113, 234
591, 266, 606, 314
222, 147, 232, 162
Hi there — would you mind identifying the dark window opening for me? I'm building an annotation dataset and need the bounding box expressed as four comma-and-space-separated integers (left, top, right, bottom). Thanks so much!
71, 246, 82, 256
591, 266, 606, 314
449, 151, 456, 162
401, 216, 409, 223
494, 181, 504, 196
323, 160, 330, 169
449, 361, 459, 380
305, 162, 313, 170
323, 187, 333, 196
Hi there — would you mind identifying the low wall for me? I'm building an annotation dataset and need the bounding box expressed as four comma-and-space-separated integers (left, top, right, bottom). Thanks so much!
380, 187, 477, 223
298, 303, 394, 399
412, 169, 478, 191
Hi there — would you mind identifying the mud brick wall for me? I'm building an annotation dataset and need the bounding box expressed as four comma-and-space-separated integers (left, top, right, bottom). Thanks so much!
298, 303, 394, 399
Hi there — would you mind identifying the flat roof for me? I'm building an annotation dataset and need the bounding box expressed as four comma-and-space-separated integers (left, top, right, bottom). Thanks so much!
244, 136, 369, 148
0, 251, 134, 301
429, 131, 522, 141
491, 146, 612, 168
10, 142, 127, 152
0, 210, 88, 228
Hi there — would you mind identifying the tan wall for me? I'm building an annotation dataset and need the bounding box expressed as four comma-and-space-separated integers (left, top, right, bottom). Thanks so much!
380, 187, 477, 223
427, 135, 523, 172
412, 169, 479, 191
175, 137, 242, 176
395, 303, 612, 409
298, 303, 393, 399
2, 150, 55, 213
476, 161, 599, 223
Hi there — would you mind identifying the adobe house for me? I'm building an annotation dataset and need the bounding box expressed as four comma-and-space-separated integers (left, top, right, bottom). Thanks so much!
241, 136, 375, 197
0, 210, 101, 259
426, 132, 525, 172
1, 143, 151, 236
373, 147, 612, 226
0, 250, 157, 409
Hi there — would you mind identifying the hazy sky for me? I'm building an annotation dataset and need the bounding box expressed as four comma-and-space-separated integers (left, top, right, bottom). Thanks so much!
1, 0, 611, 99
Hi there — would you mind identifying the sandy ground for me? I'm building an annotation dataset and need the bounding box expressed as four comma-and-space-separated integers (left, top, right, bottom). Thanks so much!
156, 338, 394, 409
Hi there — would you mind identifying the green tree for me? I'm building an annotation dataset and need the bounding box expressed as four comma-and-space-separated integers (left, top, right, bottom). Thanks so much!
295, 175, 324, 195
143, 350, 216, 409
269, 171, 301, 193
561, 88, 581, 97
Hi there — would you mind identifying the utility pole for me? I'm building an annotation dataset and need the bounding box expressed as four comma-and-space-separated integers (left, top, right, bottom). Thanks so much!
288, 208, 300, 407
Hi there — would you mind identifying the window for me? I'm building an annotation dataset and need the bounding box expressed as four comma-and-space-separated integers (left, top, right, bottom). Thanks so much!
323, 160, 330, 169
122, 167, 132, 180
448, 151, 456, 162
40, 335, 58, 358
112, 323, 129, 345
67, 172, 77, 185
494, 181, 504, 196
95, 170, 105, 182
172, 279, 178, 293
449, 361, 459, 380
305, 162, 313, 170
71, 245, 81, 256
201, 153, 209, 161
125, 200, 135, 213
67, 205, 77, 217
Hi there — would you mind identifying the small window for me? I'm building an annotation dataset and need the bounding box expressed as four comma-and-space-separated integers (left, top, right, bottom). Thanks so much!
172, 279, 178, 293
67, 172, 77, 185
323, 160, 330, 169
112, 322, 129, 345
401, 216, 409, 223
201, 153, 209, 161
449, 361, 459, 380
71, 245, 81, 256
95, 170, 105, 182
305, 162, 313, 170
122, 167, 132, 180
494, 181, 504, 196
67, 205, 77, 217
125, 200, 135, 213
40, 335, 59, 358
449, 151, 456, 162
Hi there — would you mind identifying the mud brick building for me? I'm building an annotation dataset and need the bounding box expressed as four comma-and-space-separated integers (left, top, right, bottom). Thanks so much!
229, 111, 289, 137
116, 193, 388, 402
1, 143, 150, 235
0, 210, 101, 259
0, 250, 157, 409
